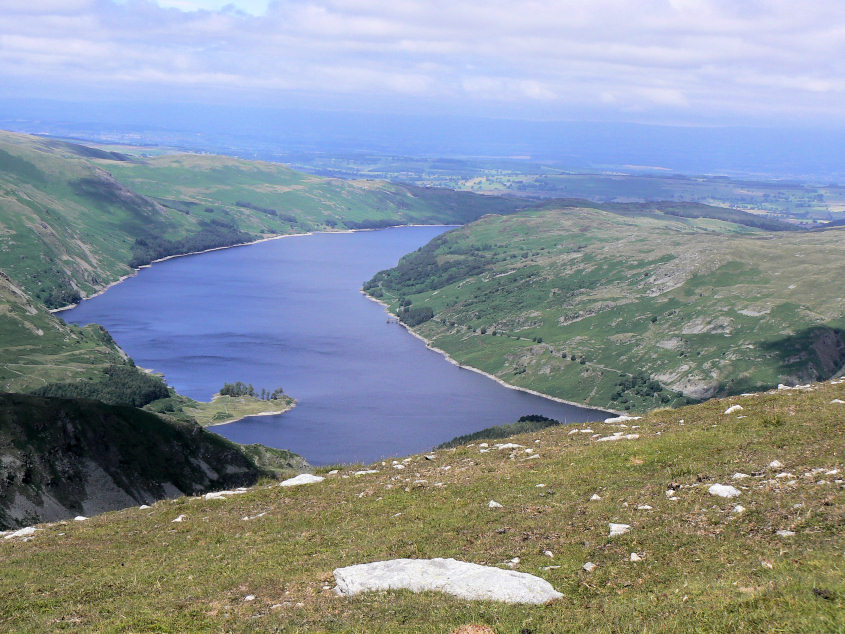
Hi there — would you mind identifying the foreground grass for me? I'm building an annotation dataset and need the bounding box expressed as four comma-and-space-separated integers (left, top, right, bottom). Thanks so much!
1, 381, 843, 632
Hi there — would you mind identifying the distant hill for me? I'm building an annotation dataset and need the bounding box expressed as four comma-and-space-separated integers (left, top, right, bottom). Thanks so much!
0, 130, 528, 308
365, 204, 845, 411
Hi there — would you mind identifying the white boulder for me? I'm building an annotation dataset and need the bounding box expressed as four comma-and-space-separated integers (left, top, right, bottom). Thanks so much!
280, 474, 325, 487
3, 526, 39, 540
333, 558, 562, 604
708, 484, 741, 498
604, 415, 641, 424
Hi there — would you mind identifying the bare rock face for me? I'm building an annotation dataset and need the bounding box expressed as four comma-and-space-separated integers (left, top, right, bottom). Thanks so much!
333, 558, 563, 604
0, 393, 266, 529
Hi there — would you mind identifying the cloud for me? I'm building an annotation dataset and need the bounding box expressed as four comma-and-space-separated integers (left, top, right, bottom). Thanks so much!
0, 0, 843, 123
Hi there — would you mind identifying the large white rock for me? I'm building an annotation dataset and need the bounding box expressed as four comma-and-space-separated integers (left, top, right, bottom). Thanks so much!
333, 558, 562, 604
279, 474, 325, 487
604, 415, 641, 423
3, 526, 39, 540
708, 483, 741, 498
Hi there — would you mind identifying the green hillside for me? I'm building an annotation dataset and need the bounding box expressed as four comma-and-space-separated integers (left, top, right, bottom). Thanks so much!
0, 270, 132, 394
1, 380, 842, 631
365, 205, 845, 412
0, 130, 527, 308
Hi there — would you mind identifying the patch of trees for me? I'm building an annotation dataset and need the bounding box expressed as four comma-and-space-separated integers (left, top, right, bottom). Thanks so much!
219, 382, 286, 400
30, 365, 170, 408
398, 306, 434, 327
129, 220, 253, 268
29, 267, 81, 309
364, 236, 490, 296
436, 414, 560, 449
235, 200, 277, 217
344, 219, 400, 230
235, 201, 298, 224
610, 372, 693, 408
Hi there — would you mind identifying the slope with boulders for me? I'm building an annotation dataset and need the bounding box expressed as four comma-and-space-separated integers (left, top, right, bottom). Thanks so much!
0, 379, 841, 631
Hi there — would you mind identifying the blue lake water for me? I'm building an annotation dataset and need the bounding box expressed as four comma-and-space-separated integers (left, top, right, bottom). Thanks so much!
62, 227, 607, 465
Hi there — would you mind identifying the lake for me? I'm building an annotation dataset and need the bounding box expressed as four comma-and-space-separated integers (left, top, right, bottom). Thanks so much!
62, 226, 607, 464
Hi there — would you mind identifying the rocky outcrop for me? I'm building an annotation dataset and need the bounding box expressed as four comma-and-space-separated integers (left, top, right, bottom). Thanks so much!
0, 393, 265, 529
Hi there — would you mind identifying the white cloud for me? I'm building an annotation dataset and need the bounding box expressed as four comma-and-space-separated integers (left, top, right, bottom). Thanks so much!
0, 0, 843, 123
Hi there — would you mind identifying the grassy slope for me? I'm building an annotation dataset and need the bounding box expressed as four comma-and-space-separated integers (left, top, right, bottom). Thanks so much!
365, 206, 845, 412
0, 271, 130, 393
0, 380, 842, 631
0, 131, 197, 306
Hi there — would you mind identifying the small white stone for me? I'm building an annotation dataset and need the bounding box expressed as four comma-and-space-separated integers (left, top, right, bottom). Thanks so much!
831, 399, 845, 404
171, 514, 186, 523
732, 504, 745, 513
327, 469, 339, 475
590, 494, 602, 501
609, 523, 631, 537
354, 470, 379, 476
732, 473, 750, 480
139, 504, 151, 509
582, 562, 597, 572
630, 552, 643, 562
768, 460, 783, 469
488, 500, 503, 508
544, 550, 554, 558
636, 505, 653, 511
244, 595, 255, 601
495, 443, 525, 450
708, 484, 741, 498
724, 405, 743, 414
776, 530, 795, 537
478, 443, 489, 448
73, 516, 87, 521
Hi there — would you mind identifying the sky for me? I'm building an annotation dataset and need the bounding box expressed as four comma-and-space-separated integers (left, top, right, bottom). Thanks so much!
1, 0, 844, 128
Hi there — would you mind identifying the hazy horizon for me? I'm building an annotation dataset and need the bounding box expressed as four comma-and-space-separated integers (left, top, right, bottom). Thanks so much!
2, 1, 844, 178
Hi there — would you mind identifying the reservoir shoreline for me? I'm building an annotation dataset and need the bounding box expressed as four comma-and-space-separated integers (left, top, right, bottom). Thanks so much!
362, 291, 620, 417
